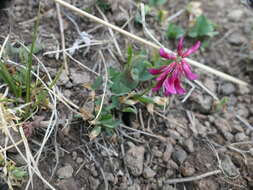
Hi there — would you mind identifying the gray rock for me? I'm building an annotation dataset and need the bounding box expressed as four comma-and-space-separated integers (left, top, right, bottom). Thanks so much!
227, 33, 246, 45
244, 18, 253, 34
223, 132, 234, 142
236, 104, 250, 118
172, 147, 187, 165
72, 151, 77, 160
152, 147, 163, 158
221, 83, 236, 95
239, 85, 250, 95
228, 9, 244, 22
195, 179, 218, 190
125, 146, 145, 176
199, 95, 213, 113
221, 155, 239, 177
58, 70, 70, 85
162, 185, 178, 190
165, 169, 175, 177
143, 167, 156, 179
183, 138, 195, 153
180, 162, 196, 176
114, 11, 129, 25
90, 165, 98, 177
56, 164, 74, 179
127, 183, 141, 190
88, 176, 100, 190
214, 118, 233, 140
76, 157, 83, 164
57, 178, 78, 190
167, 129, 182, 140
204, 78, 217, 92
235, 132, 248, 142
64, 89, 72, 98
214, 118, 232, 133
231, 123, 244, 133
191, 93, 213, 113
163, 143, 174, 162
70, 69, 90, 85
167, 160, 179, 170
104, 172, 114, 183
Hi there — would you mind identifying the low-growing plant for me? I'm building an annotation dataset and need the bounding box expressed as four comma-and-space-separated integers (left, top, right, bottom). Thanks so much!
0, 9, 52, 119
0, 153, 28, 187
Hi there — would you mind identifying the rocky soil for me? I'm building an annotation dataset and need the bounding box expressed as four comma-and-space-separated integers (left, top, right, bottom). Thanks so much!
0, 0, 253, 189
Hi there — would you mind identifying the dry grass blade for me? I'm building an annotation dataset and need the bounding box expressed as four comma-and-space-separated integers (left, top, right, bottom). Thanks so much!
91, 51, 108, 123
56, 3, 69, 74
165, 170, 222, 184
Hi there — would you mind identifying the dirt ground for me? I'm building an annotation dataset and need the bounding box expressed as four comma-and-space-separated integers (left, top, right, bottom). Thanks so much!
1, 0, 253, 189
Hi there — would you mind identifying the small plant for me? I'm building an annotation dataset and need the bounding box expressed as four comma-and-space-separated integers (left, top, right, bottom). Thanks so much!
213, 97, 229, 113
0, 10, 52, 118
188, 15, 218, 38
96, 0, 111, 12
87, 37, 201, 138
0, 153, 28, 187
88, 47, 170, 139
166, 23, 185, 39
148, 0, 166, 7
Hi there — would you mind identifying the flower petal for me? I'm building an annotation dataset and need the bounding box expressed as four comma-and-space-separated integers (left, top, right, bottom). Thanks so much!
177, 37, 184, 56
156, 63, 176, 81
163, 76, 177, 95
182, 61, 198, 80
152, 78, 164, 92
148, 66, 167, 75
182, 41, 201, 57
174, 78, 186, 94
159, 48, 176, 60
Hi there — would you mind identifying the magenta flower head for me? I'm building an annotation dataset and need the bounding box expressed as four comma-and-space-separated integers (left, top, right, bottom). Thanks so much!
148, 37, 201, 96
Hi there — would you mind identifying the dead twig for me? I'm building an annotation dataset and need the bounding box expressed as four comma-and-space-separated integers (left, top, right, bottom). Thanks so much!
235, 114, 253, 131
120, 124, 167, 142
165, 170, 222, 184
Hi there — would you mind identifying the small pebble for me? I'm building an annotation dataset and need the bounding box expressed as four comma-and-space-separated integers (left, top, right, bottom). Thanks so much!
221, 83, 236, 95
235, 132, 248, 142
143, 167, 156, 179
76, 157, 83, 164
56, 164, 74, 179
172, 147, 188, 165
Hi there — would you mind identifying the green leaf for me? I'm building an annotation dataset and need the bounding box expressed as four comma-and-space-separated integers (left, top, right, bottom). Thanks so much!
122, 107, 137, 114
109, 68, 138, 95
130, 56, 153, 82
148, 0, 166, 6
89, 126, 101, 140
91, 76, 103, 90
0, 61, 21, 97
133, 95, 155, 104
188, 15, 218, 38
97, 0, 110, 12
105, 96, 120, 111
135, 5, 151, 24
11, 168, 27, 179
167, 23, 185, 39
99, 114, 121, 129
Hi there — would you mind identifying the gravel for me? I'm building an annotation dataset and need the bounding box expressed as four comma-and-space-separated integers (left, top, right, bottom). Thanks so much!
125, 146, 145, 176
56, 164, 74, 179
171, 147, 188, 165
